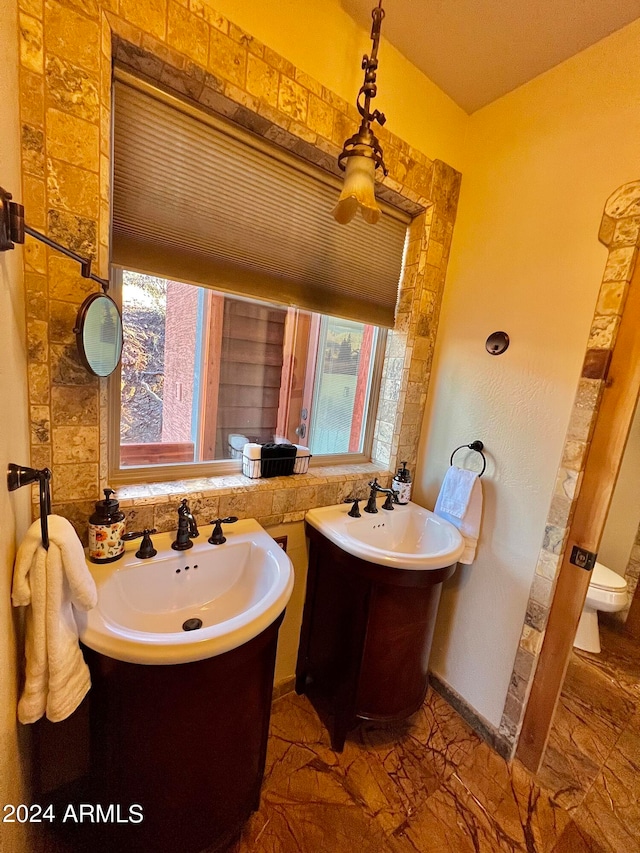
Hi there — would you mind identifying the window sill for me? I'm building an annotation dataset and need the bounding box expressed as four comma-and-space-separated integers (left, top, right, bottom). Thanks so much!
116, 463, 392, 533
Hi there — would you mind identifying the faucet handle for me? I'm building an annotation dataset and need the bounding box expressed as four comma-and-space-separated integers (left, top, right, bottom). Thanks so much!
382, 489, 399, 511
207, 516, 238, 545
344, 497, 362, 518
123, 528, 158, 559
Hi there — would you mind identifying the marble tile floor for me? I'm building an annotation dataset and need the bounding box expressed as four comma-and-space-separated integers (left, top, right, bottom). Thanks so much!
228, 624, 640, 853
535, 623, 640, 852
33, 623, 640, 853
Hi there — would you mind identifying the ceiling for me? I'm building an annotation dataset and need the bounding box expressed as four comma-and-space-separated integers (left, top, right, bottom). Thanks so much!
341, 0, 640, 113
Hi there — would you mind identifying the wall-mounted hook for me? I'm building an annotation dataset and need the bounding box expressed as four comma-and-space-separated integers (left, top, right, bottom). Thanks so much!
486, 331, 510, 355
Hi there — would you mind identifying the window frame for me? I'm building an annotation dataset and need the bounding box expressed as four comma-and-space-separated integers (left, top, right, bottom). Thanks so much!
108, 268, 387, 485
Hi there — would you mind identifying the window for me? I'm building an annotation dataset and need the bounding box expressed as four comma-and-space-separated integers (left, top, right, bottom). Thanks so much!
109, 76, 409, 482
113, 270, 384, 476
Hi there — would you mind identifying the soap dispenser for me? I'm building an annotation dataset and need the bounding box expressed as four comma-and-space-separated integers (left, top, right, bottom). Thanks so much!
88, 488, 126, 563
392, 461, 412, 505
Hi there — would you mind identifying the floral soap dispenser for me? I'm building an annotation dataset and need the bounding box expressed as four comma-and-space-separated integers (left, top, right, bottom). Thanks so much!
88, 488, 126, 563
392, 461, 412, 505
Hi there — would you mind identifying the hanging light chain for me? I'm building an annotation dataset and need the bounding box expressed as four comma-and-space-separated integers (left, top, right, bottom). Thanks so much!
357, 1, 386, 129
337, 0, 388, 177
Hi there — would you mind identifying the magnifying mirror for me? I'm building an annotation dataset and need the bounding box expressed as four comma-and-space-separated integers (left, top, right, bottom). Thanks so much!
75, 292, 123, 377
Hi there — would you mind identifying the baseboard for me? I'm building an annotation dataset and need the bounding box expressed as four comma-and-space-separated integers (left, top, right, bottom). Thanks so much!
271, 671, 514, 760
428, 672, 513, 761
272, 675, 296, 702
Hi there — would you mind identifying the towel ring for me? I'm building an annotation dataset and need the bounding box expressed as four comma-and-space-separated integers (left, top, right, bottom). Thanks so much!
450, 441, 486, 478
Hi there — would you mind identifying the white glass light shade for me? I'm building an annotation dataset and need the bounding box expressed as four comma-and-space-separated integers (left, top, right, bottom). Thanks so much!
332, 154, 381, 225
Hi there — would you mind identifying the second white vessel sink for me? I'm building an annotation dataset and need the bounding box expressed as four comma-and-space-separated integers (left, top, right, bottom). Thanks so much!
76, 519, 294, 665
305, 498, 464, 570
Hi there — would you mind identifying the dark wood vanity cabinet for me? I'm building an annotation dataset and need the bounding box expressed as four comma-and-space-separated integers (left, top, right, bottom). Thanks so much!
296, 524, 456, 750
78, 614, 284, 853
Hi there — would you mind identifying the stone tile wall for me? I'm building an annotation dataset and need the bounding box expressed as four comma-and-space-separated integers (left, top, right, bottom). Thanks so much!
18, 0, 461, 540
499, 180, 640, 751
119, 464, 392, 536
622, 526, 640, 615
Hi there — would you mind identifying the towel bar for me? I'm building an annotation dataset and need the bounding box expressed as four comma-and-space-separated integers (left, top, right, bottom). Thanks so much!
449, 441, 486, 478
7, 463, 51, 549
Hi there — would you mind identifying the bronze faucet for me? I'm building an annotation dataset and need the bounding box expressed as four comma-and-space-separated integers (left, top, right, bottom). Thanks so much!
364, 478, 399, 513
171, 499, 199, 550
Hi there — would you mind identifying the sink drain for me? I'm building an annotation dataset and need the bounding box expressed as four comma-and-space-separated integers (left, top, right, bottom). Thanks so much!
182, 618, 203, 631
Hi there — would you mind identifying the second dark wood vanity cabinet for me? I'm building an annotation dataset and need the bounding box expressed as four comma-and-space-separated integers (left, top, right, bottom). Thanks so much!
296, 524, 456, 750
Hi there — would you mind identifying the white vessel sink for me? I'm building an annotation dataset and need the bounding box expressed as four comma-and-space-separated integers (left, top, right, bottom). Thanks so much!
305, 499, 464, 570
76, 519, 294, 665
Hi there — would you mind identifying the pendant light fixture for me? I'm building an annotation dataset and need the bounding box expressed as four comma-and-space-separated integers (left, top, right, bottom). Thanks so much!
333, 0, 388, 226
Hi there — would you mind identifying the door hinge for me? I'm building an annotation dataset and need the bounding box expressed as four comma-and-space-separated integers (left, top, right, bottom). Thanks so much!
570, 546, 597, 571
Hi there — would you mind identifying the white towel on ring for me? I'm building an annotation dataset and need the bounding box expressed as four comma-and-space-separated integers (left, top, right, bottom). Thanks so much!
12, 515, 98, 724
434, 466, 483, 564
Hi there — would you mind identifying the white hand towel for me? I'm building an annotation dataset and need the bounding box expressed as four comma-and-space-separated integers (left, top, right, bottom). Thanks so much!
243, 442, 262, 460
242, 442, 262, 477
12, 515, 98, 724
434, 466, 483, 564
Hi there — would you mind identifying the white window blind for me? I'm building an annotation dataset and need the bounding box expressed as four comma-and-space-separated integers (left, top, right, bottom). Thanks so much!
111, 78, 410, 328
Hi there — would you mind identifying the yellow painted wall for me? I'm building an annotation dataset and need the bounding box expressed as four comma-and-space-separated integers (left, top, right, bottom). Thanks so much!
202, 0, 468, 170
0, 2, 32, 850
265, 522, 309, 686
415, 18, 640, 727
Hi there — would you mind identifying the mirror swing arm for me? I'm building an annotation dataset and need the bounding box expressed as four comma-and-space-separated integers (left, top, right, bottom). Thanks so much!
0, 186, 123, 377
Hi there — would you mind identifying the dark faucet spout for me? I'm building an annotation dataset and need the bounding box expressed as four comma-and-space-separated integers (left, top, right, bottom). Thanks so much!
364, 478, 399, 513
172, 499, 199, 550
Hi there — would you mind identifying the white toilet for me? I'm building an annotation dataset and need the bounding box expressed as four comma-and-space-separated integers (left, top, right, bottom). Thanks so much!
573, 561, 629, 654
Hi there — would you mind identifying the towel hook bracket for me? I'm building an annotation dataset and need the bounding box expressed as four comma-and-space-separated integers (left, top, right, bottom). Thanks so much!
449, 441, 486, 478
7, 463, 52, 549
8, 463, 49, 492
